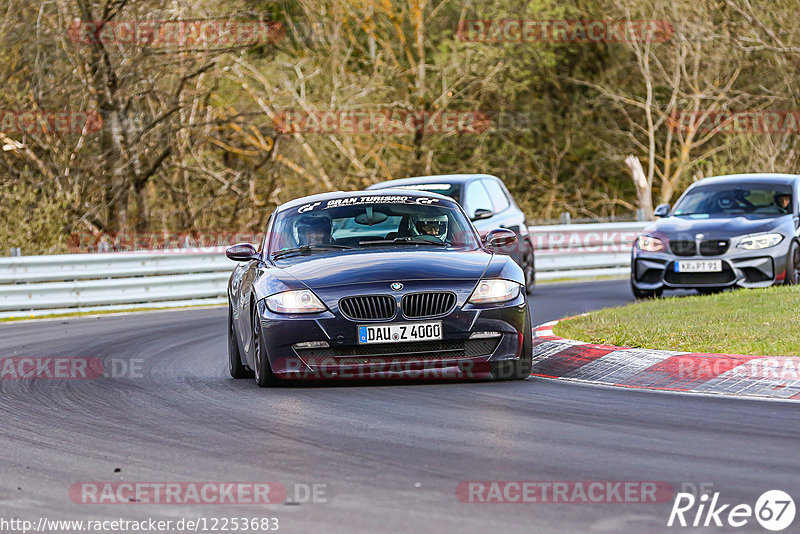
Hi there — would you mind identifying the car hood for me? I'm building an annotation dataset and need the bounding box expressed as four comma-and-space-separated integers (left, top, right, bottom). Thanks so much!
273, 249, 493, 289
646, 215, 788, 239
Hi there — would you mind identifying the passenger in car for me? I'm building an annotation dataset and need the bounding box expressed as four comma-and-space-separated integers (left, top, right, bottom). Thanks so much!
774, 193, 792, 214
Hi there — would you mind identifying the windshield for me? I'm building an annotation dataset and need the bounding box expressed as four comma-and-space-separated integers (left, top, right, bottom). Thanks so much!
268, 194, 480, 256
673, 184, 793, 217
379, 183, 461, 201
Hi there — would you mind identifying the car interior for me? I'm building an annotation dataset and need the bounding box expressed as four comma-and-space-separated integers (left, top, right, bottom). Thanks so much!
675, 187, 794, 216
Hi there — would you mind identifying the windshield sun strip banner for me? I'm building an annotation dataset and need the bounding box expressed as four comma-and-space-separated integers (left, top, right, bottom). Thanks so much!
296, 196, 444, 214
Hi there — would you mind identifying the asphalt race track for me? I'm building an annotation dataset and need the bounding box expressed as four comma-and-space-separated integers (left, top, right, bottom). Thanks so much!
1, 279, 798, 533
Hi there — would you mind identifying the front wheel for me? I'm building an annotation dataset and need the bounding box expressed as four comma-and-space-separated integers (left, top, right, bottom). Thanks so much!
523, 251, 536, 293
631, 280, 663, 299
491, 307, 533, 380
229, 304, 253, 379
252, 305, 281, 387
785, 240, 800, 285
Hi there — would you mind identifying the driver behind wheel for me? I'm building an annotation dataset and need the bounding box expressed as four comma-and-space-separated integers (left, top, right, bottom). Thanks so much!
294, 217, 332, 246
414, 215, 448, 240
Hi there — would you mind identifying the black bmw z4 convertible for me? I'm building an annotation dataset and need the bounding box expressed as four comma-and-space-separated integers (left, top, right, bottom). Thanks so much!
226, 189, 532, 386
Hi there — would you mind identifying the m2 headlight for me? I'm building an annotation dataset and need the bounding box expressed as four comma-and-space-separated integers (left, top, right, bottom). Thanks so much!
468, 279, 522, 304
736, 233, 784, 250
265, 290, 326, 314
636, 235, 664, 252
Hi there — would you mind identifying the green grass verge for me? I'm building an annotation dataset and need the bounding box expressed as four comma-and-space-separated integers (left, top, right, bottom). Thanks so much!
554, 285, 800, 356
0, 303, 225, 323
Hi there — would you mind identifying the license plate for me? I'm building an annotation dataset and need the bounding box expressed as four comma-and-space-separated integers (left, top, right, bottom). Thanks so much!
675, 260, 722, 273
358, 322, 442, 344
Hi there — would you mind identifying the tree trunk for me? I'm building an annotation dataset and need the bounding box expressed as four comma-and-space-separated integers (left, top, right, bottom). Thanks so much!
134, 180, 149, 234
625, 155, 653, 219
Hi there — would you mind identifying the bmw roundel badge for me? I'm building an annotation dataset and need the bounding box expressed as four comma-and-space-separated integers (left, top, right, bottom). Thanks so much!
391, 282, 403, 291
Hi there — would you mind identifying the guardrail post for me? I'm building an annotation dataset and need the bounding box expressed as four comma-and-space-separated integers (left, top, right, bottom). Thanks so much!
636, 208, 647, 222
559, 212, 571, 225
9, 247, 21, 257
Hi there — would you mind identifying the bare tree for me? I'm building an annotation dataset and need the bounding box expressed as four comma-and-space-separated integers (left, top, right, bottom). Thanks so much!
572, 0, 775, 215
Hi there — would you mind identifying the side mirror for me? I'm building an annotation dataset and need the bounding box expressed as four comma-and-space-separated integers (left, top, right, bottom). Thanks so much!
484, 229, 517, 251
471, 208, 494, 221
226, 243, 258, 262
653, 203, 671, 218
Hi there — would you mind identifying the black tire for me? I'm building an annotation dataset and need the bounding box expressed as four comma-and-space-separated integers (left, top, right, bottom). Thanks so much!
228, 304, 253, 379
252, 304, 281, 387
523, 251, 536, 293
785, 240, 800, 285
491, 307, 533, 380
631, 280, 663, 299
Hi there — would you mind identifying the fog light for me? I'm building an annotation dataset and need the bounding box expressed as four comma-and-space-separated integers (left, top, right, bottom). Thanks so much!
469, 331, 502, 339
293, 341, 330, 349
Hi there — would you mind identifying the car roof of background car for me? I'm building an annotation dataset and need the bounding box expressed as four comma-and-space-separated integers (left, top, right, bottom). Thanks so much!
276, 188, 456, 212
366, 174, 501, 188
692, 173, 800, 187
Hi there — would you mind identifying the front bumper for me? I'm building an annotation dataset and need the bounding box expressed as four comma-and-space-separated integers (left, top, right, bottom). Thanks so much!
631, 242, 792, 290
255, 282, 527, 380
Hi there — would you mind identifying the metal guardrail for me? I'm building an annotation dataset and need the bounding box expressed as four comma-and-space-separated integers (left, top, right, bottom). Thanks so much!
0, 223, 649, 317
0, 248, 232, 318
529, 222, 648, 281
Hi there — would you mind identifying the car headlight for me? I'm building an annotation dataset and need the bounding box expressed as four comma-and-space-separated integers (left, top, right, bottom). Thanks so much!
636, 235, 664, 252
736, 233, 784, 250
468, 279, 521, 304
265, 290, 327, 314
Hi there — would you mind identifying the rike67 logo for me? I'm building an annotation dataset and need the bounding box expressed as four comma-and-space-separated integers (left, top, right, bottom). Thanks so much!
668, 490, 796, 531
